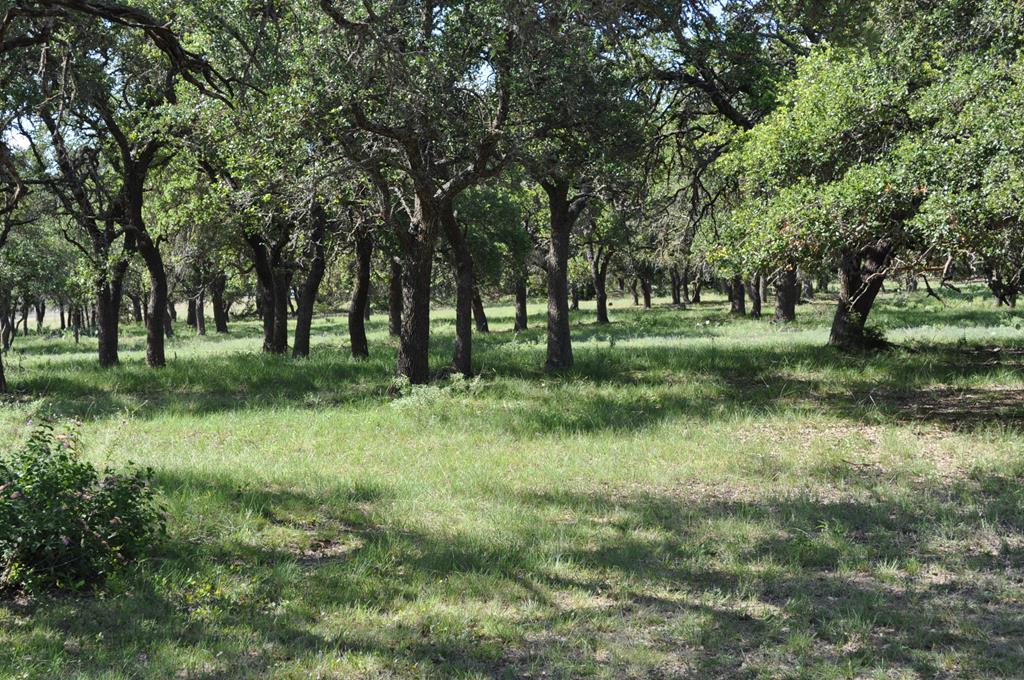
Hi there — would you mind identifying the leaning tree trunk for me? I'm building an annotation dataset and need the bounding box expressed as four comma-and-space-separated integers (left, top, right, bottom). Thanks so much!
472, 288, 489, 333
348, 230, 373, 359
514, 279, 529, 331
730, 275, 746, 315
442, 201, 474, 377
746, 276, 762, 320
828, 241, 893, 349
774, 266, 798, 323
543, 182, 575, 371
387, 258, 402, 337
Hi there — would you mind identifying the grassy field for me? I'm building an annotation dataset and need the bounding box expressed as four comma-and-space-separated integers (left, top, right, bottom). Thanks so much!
1, 287, 1023, 679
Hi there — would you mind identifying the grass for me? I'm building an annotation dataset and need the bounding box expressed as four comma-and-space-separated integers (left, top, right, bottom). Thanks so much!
1, 287, 1023, 678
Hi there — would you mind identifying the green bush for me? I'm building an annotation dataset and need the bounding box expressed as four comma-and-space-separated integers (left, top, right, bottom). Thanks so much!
0, 420, 165, 592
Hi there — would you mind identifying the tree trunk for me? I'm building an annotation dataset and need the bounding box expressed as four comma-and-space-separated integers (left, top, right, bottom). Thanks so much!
137, 234, 168, 367
59, 300, 66, 330
442, 200, 474, 377
210, 273, 229, 333
186, 298, 197, 327
271, 270, 291, 354
801, 275, 814, 301
387, 258, 402, 337
293, 207, 328, 359
631, 280, 640, 306
128, 294, 143, 323
397, 236, 434, 384
34, 300, 45, 333
746, 276, 762, 319
641, 278, 653, 309
472, 289, 489, 333
828, 241, 893, 349
591, 254, 610, 325
542, 181, 575, 371
348, 230, 373, 359
730, 275, 746, 315
514, 279, 528, 331
692, 277, 703, 303
570, 283, 580, 311
773, 266, 798, 323
669, 267, 682, 305
95, 261, 128, 368
195, 291, 207, 336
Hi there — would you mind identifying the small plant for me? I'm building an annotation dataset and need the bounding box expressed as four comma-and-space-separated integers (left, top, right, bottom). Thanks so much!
0, 420, 165, 592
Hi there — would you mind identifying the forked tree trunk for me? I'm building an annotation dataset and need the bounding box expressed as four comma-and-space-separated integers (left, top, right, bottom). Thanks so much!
348, 230, 373, 359
514, 279, 528, 331
828, 241, 894, 349
388, 258, 402, 337
774, 266, 798, 323
730, 276, 746, 315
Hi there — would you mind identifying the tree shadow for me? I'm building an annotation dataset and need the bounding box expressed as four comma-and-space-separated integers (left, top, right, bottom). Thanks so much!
8, 465, 1024, 677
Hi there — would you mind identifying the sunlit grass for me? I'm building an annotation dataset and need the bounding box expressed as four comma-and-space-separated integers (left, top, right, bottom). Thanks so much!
1, 288, 1023, 678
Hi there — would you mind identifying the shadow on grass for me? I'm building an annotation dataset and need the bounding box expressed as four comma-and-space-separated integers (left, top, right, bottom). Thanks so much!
6, 297, 1024, 433
8, 464, 1024, 677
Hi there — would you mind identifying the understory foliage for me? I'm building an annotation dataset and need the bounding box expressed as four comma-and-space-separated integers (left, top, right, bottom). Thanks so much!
0, 420, 164, 593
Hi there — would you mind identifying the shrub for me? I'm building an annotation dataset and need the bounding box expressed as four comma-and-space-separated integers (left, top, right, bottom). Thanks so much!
0, 420, 165, 592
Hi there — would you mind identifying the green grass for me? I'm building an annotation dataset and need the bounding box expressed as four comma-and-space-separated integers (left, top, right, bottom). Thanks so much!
1, 287, 1024, 678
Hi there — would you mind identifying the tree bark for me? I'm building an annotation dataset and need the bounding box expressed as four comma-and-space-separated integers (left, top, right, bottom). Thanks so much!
542, 180, 577, 371
136, 233, 168, 367
773, 266, 798, 323
195, 291, 206, 336
186, 298, 197, 327
96, 260, 128, 367
669, 267, 682, 305
293, 207, 328, 359
210, 273, 229, 333
631, 280, 640, 306
514, 278, 528, 331
641, 277, 653, 309
589, 247, 610, 325
746, 276, 762, 319
442, 200, 474, 376
387, 258, 402, 337
348, 230, 373, 359
472, 288, 489, 333
828, 241, 893, 349
729, 275, 746, 315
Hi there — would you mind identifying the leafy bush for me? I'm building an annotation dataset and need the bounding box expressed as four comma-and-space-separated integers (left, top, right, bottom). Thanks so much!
0, 420, 165, 592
